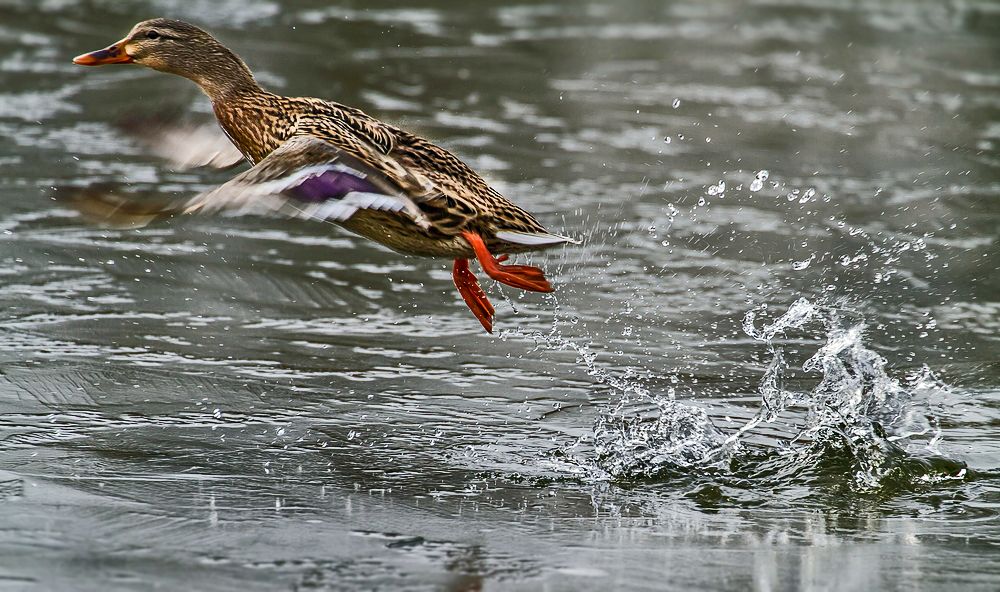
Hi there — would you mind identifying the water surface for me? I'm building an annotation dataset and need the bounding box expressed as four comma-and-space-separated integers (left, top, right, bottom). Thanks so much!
0, 1, 998, 590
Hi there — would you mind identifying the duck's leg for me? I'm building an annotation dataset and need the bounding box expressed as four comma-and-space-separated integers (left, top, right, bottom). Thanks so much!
461, 230, 554, 293
453, 258, 495, 333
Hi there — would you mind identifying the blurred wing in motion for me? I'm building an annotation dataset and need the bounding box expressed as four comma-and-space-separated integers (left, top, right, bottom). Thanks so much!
55, 184, 182, 229
118, 114, 246, 170
59, 136, 432, 230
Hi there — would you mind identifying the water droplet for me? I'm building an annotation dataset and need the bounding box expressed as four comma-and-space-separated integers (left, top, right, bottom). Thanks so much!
707, 180, 726, 196
791, 255, 814, 270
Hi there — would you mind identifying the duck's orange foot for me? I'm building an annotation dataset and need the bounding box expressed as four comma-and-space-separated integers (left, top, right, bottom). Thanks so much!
461, 230, 554, 293
453, 258, 495, 333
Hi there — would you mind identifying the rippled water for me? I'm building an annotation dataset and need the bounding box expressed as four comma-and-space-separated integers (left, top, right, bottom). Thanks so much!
1, 1, 999, 590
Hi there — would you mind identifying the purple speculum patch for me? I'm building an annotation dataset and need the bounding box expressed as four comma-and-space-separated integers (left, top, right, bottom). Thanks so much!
289, 170, 381, 203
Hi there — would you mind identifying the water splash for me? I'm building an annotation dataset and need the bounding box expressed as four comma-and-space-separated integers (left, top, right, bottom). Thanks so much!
593, 394, 728, 478
749, 169, 769, 192
744, 298, 961, 490
743, 298, 947, 446
559, 298, 962, 491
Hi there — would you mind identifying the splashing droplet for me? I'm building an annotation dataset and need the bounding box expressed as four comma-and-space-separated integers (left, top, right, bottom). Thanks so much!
791, 255, 814, 270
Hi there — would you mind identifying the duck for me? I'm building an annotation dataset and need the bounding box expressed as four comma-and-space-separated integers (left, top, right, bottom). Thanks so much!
71, 18, 577, 333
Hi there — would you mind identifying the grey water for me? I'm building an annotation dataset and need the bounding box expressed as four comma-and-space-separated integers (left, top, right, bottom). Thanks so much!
1, 0, 998, 590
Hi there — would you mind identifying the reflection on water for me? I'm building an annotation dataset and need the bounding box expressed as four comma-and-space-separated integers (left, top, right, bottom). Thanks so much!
0, 0, 998, 590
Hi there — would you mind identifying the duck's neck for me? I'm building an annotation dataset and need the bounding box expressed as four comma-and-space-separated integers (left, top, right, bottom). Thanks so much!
211, 86, 291, 165
186, 46, 262, 101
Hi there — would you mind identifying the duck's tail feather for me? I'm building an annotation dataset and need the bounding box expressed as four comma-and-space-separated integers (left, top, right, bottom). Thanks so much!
494, 229, 580, 246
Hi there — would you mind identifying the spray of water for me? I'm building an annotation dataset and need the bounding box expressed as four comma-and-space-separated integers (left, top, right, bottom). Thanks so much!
740, 298, 959, 491
527, 297, 962, 492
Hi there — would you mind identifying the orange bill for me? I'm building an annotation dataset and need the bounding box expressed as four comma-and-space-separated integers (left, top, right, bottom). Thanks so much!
73, 39, 132, 65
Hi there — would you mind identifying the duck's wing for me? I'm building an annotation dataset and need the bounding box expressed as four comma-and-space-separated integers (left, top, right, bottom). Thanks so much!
60, 136, 432, 230
295, 102, 574, 244
296, 100, 398, 155
118, 113, 246, 170
296, 114, 480, 235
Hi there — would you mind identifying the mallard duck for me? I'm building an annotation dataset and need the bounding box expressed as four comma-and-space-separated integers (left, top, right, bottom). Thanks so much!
72, 18, 576, 333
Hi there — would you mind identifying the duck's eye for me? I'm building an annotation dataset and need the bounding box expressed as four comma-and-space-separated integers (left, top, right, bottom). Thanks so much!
145, 30, 161, 40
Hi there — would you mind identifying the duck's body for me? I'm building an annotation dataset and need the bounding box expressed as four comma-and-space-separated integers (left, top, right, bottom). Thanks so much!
212, 92, 552, 258
72, 18, 575, 332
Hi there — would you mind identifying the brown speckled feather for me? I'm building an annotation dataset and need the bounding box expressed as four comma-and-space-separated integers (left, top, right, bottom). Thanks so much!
212, 91, 566, 256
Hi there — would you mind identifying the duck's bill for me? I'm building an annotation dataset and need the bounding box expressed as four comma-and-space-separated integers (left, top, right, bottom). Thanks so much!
73, 39, 132, 65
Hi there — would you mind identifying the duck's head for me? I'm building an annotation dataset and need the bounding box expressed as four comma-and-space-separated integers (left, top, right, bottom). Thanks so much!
73, 18, 257, 97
